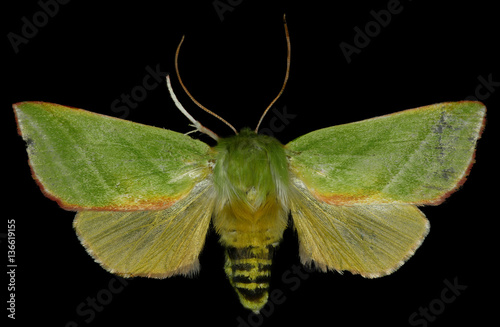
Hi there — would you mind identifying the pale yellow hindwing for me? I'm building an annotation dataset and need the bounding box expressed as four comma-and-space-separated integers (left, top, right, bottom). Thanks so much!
290, 179, 430, 278
73, 179, 216, 278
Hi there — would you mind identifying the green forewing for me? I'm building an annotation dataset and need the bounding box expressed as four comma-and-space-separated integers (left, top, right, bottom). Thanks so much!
286, 102, 485, 205
14, 102, 212, 210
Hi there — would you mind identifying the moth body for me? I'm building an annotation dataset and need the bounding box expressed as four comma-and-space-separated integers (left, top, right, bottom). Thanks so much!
212, 128, 289, 312
13, 101, 485, 313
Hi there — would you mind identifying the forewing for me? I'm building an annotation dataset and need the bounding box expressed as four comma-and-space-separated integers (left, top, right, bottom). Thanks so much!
73, 180, 215, 278
14, 101, 212, 210
290, 179, 429, 278
286, 102, 485, 205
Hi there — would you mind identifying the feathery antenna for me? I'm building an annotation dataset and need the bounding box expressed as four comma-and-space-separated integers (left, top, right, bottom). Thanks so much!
166, 74, 220, 141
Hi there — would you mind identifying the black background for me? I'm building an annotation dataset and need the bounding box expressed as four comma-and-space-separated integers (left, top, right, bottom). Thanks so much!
4, 0, 497, 326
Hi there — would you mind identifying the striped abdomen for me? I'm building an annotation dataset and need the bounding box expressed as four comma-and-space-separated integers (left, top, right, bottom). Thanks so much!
224, 244, 276, 313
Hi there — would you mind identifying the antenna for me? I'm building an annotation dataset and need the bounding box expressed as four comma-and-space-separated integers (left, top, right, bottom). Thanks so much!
174, 36, 238, 135
166, 74, 219, 141
255, 14, 291, 133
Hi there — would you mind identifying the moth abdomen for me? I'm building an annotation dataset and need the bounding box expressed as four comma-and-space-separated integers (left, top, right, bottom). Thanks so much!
224, 244, 276, 313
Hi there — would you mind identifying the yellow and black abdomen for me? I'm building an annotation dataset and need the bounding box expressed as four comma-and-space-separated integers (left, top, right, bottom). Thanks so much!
216, 210, 287, 313
224, 243, 276, 312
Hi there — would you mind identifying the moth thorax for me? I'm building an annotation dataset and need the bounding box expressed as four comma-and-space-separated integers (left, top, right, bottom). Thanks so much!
224, 244, 276, 313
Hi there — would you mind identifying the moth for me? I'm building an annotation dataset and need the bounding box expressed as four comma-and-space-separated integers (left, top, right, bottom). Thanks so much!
13, 18, 485, 313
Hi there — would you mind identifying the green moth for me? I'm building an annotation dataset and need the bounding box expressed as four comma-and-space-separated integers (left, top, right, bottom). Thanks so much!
13, 20, 485, 313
